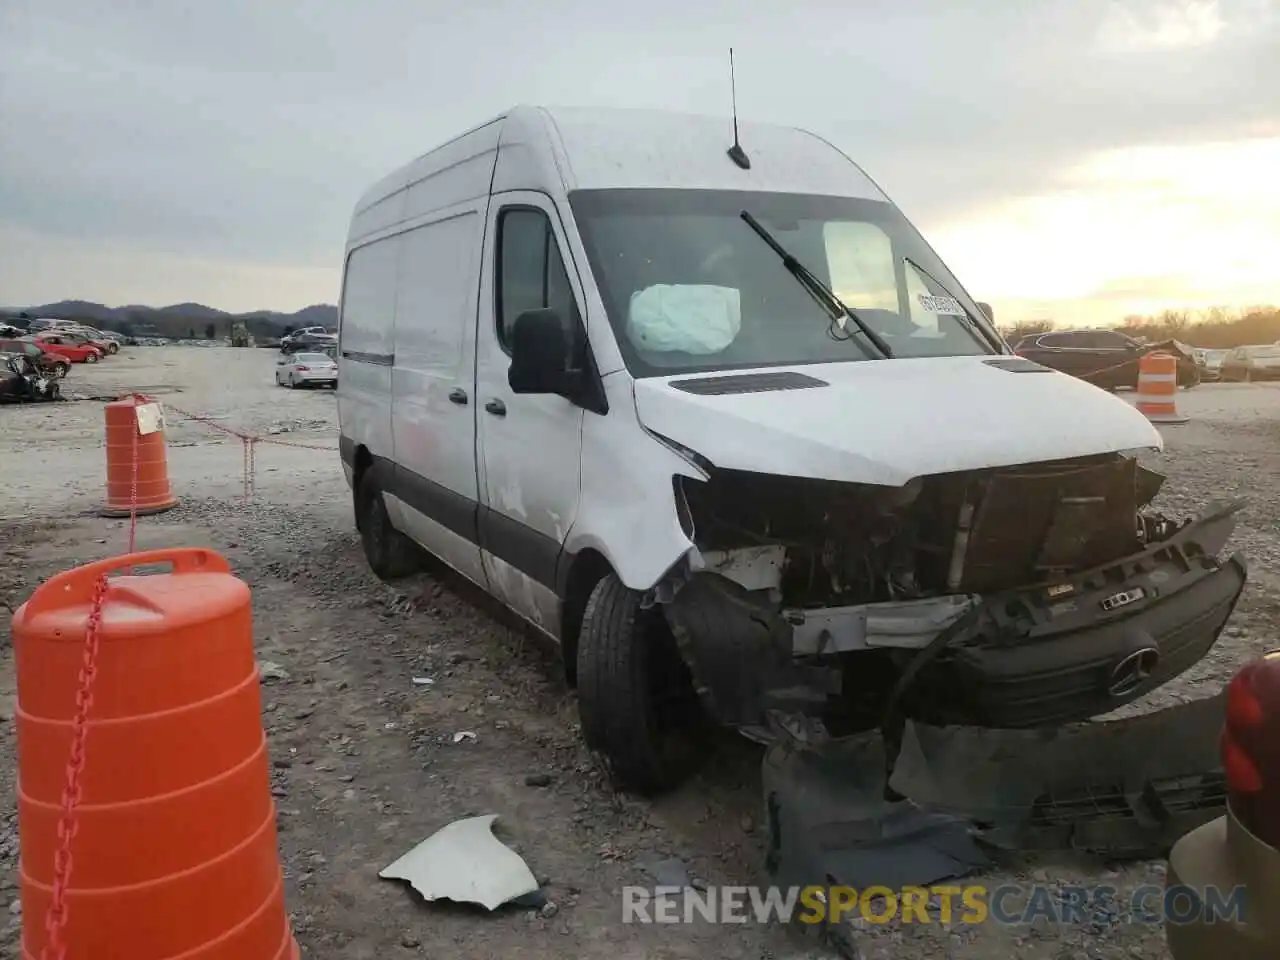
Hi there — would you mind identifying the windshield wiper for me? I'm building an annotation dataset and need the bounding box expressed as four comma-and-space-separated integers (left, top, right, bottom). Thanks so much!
902, 256, 1003, 353
739, 210, 893, 359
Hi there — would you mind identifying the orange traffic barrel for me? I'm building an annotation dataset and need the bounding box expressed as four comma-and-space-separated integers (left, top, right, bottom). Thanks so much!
101, 395, 178, 517
1134, 352, 1189, 424
10, 549, 300, 960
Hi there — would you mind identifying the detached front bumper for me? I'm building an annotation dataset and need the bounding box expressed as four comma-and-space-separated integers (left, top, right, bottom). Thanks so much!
914, 499, 1248, 728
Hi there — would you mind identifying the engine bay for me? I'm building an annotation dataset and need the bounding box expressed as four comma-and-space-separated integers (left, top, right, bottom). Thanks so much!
675, 452, 1180, 606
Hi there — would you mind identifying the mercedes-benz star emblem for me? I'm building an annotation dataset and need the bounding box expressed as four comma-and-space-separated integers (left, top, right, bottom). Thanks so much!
1107, 647, 1160, 697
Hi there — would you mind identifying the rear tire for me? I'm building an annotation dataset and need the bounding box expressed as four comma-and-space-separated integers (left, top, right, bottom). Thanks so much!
107, 342, 119, 355
355, 463, 420, 580
576, 573, 706, 794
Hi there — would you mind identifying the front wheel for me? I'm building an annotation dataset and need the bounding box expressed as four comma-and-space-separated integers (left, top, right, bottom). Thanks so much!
54, 362, 69, 378
576, 574, 707, 794
107, 342, 119, 355
355, 464, 421, 580
85, 352, 99, 364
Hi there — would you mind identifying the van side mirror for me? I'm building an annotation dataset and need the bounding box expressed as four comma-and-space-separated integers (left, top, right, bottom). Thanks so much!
508, 308, 581, 396
977, 302, 994, 322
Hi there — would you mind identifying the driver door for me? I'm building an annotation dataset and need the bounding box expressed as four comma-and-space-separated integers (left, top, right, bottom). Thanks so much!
473, 192, 586, 632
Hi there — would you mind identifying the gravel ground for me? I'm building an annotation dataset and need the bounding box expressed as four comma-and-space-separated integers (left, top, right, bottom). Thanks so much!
1, 347, 1277, 959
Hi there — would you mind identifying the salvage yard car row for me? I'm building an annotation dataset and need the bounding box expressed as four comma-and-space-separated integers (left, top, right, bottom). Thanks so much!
0, 321, 128, 404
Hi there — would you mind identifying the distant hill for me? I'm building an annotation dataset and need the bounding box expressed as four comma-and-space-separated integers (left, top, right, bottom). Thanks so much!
0, 300, 338, 340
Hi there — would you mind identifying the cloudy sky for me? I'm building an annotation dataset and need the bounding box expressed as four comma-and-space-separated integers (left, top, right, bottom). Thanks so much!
0, 0, 1276, 326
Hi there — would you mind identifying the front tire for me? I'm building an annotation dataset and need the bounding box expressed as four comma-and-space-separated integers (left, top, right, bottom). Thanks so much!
576, 574, 706, 794
54, 362, 69, 378
107, 342, 119, 355
85, 352, 98, 363
355, 464, 420, 580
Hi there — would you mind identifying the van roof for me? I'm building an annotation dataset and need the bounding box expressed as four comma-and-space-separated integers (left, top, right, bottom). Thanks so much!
353, 105, 888, 220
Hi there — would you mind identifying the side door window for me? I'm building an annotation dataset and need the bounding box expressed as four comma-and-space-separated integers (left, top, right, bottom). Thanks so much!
475, 196, 588, 627
496, 207, 581, 351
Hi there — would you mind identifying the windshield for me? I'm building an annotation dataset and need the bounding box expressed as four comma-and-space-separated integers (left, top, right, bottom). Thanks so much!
569, 189, 998, 377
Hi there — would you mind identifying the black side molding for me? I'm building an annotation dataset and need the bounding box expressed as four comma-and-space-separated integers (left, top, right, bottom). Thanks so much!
341, 350, 394, 366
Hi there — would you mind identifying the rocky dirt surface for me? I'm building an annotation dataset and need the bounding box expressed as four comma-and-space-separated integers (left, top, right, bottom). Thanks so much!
1, 347, 1277, 960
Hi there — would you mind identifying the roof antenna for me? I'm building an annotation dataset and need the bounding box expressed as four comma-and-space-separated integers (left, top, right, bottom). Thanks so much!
726, 47, 751, 170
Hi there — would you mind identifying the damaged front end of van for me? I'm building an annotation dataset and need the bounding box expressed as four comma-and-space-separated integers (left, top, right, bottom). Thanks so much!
643, 443, 1247, 885
654, 454, 1246, 738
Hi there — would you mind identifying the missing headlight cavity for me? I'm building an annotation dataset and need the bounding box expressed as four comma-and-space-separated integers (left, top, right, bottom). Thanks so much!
659, 451, 1247, 738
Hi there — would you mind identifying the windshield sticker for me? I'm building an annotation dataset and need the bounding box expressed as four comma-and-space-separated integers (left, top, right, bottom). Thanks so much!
917, 293, 965, 316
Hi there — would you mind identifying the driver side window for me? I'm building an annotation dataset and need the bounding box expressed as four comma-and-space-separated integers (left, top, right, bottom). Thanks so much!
495, 207, 580, 353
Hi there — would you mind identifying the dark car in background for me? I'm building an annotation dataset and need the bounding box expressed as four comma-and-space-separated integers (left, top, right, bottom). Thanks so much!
1013, 329, 1200, 390
280, 326, 338, 355
0, 351, 61, 403
0, 338, 72, 378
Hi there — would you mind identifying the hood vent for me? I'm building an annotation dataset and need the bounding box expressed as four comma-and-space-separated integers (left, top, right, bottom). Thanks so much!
667, 371, 830, 396
984, 357, 1052, 373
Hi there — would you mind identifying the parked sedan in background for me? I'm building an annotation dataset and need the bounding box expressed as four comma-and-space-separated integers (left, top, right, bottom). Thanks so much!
30, 333, 103, 363
1013, 329, 1200, 389
0, 338, 72, 377
1219, 344, 1280, 382
65, 325, 125, 351
1196, 348, 1228, 382
54, 328, 119, 355
275, 351, 337, 388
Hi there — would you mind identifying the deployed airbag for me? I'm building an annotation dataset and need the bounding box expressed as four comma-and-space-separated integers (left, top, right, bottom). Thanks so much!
627, 283, 741, 354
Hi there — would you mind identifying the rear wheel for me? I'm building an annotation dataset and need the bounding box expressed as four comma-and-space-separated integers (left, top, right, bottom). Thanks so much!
355, 463, 420, 580
576, 573, 706, 794
107, 342, 119, 355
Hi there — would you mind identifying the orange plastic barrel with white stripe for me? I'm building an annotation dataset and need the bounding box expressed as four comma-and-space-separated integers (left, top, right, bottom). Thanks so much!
11, 549, 300, 960
101, 395, 178, 516
1134, 352, 1189, 424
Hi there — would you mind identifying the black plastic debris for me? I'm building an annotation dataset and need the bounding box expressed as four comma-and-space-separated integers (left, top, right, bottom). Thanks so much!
889, 691, 1228, 858
761, 694, 1229, 893
762, 728, 991, 892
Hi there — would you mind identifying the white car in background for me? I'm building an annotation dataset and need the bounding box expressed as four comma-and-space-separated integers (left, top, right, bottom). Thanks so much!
275, 351, 338, 389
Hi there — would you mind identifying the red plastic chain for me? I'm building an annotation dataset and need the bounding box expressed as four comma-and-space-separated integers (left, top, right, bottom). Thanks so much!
39, 397, 144, 956
40, 573, 109, 960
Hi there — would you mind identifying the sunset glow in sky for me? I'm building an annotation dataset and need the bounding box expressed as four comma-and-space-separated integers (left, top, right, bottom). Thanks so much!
0, 0, 1275, 327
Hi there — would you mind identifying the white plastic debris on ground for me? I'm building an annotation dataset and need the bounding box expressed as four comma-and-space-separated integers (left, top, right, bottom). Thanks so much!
379, 814, 539, 911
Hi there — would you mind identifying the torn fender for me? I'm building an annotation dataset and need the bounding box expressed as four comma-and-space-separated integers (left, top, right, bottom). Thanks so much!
564, 372, 703, 591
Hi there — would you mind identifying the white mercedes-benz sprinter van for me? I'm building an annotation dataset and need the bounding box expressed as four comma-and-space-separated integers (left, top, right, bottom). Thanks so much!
337, 106, 1245, 793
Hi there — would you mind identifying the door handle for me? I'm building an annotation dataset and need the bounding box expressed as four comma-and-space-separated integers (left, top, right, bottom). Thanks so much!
484, 398, 506, 417
448, 388, 468, 405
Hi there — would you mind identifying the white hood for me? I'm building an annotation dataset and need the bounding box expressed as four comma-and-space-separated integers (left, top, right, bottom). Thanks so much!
633, 356, 1164, 486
